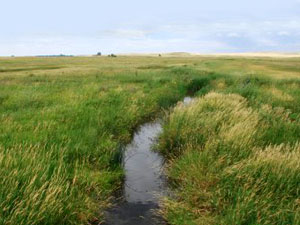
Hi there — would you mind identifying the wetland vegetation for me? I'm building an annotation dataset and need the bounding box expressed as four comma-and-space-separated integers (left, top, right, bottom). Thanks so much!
0, 56, 299, 224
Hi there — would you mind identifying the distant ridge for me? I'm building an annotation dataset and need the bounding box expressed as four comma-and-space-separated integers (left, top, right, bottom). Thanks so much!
209, 52, 300, 58
121, 52, 300, 58
2, 52, 299, 58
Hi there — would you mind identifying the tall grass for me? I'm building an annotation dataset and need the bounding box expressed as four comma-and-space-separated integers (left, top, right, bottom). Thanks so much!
0, 56, 299, 224
159, 72, 300, 224
0, 59, 204, 224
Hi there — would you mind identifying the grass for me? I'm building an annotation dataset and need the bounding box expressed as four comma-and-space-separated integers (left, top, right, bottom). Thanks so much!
158, 64, 300, 224
0, 55, 299, 224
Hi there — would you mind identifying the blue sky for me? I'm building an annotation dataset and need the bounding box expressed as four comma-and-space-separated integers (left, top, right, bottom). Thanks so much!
1, 0, 300, 55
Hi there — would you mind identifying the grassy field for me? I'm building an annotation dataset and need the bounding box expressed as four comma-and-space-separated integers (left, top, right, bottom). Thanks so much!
0, 56, 299, 224
158, 58, 300, 224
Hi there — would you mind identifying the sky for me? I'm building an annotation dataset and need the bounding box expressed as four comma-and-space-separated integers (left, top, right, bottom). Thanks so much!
1, 0, 300, 56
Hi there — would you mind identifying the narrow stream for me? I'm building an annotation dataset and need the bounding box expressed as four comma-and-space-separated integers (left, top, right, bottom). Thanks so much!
103, 97, 192, 225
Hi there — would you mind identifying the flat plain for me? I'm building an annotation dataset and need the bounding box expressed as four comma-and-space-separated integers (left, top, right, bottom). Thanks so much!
0, 55, 299, 225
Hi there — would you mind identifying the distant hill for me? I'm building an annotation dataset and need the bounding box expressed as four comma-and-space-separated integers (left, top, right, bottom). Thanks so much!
120, 52, 300, 58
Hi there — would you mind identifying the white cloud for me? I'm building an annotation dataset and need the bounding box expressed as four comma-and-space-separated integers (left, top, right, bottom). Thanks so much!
277, 31, 290, 36
227, 32, 241, 38
99, 29, 152, 39
1, 18, 300, 56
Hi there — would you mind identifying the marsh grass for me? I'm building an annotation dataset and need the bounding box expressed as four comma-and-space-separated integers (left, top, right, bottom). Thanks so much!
0, 58, 203, 224
158, 66, 300, 224
0, 56, 299, 224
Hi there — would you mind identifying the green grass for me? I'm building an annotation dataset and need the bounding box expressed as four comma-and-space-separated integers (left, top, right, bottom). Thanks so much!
158, 67, 300, 224
0, 56, 299, 224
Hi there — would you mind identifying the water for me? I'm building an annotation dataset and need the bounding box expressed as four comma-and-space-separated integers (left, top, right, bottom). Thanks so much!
183, 96, 193, 105
103, 97, 192, 225
124, 121, 165, 203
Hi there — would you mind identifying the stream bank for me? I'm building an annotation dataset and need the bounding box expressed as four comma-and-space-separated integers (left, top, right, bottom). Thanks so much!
103, 97, 192, 225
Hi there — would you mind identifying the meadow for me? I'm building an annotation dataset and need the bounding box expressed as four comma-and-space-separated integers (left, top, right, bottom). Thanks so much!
158, 57, 300, 224
0, 55, 299, 224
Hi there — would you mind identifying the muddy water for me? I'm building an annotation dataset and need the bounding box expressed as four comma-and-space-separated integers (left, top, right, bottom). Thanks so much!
103, 97, 192, 225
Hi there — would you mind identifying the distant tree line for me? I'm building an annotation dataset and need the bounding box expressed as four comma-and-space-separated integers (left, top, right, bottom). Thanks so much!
95, 52, 117, 57
108, 54, 117, 57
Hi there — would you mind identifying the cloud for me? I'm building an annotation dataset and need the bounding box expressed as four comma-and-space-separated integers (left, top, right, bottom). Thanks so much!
99, 29, 152, 39
277, 31, 290, 36
1, 18, 300, 56
227, 32, 241, 38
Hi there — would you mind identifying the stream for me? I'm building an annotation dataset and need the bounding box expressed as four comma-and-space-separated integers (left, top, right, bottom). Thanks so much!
103, 97, 193, 225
